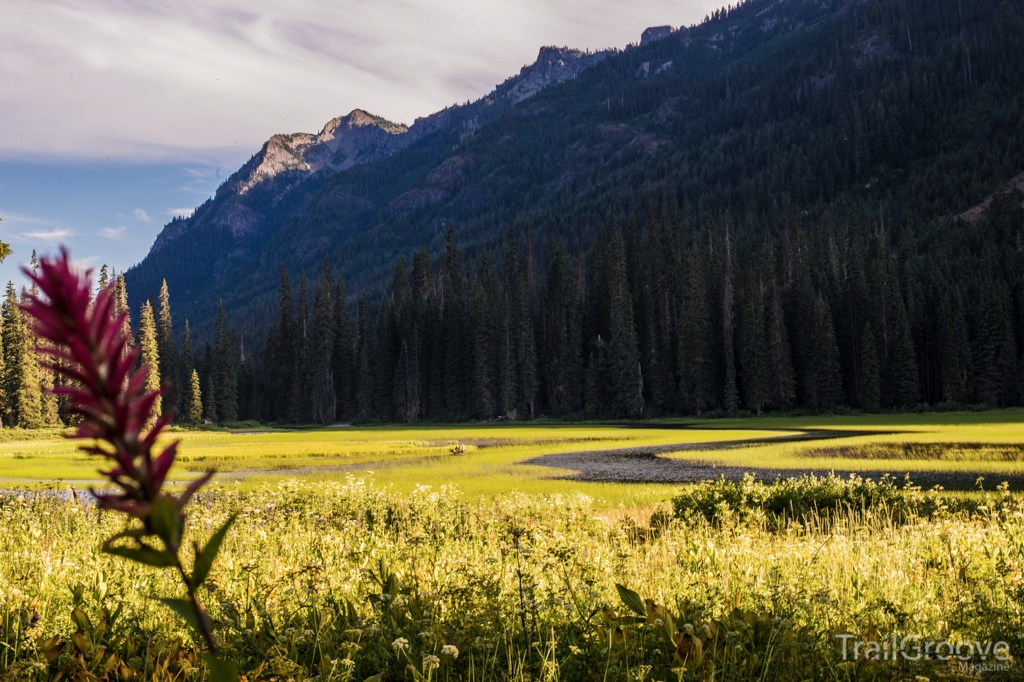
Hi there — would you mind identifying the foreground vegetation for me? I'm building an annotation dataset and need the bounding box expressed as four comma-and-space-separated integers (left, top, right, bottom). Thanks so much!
4, 412, 1024, 679
2, 476, 1023, 681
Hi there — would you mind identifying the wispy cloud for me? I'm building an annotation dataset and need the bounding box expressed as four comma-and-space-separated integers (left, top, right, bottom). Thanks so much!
167, 207, 195, 218
133, 208, 150, 222
0, 0, 717, 162
99, 225, 128, 239
0, 211, 59, 227
23, 228, 75, 242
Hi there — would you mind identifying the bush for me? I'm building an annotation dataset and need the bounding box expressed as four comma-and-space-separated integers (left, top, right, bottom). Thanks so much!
672, 473, 919, 525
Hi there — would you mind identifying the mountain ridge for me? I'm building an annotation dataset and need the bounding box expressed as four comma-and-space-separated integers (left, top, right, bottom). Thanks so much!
126, 0, 1024, 343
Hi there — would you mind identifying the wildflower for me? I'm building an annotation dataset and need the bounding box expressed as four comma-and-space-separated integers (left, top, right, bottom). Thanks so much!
340, 659, 355, 668
422, 654, 441, 672
441, 644, 459, 658
21, 250, 230, 656
391, 637, 410, 651
21, 249, 212, 523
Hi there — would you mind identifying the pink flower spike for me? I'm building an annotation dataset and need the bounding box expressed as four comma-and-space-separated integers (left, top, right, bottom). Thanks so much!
20, 249, 209, 532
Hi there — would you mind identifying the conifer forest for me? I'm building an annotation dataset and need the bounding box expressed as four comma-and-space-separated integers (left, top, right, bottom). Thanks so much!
7, 187, 1018, 430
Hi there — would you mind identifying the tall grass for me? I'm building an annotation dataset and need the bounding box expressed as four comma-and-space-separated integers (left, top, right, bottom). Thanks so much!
1, 478, 1022, 680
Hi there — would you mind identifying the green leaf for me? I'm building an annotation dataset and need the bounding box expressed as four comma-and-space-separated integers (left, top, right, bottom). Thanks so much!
616, 583, 646, 618
104, 545, 177, 568
157, 597, 201, 633
362, 675, 384, 682
203, 653, 238, 682
151, 497, 181, 549
70, 607, 92, 633
191, 513, 237, 589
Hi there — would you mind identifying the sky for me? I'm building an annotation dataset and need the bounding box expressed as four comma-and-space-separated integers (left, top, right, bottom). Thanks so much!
0, 0, 720, 286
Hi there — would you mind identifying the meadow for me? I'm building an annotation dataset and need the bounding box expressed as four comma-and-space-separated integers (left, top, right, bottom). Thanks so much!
2, 410, 1024, 680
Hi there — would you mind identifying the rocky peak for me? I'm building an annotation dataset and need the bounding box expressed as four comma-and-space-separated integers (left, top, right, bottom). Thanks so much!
641, 26, 677, 45
498, 46, 610, 105
236, 110, 409, 195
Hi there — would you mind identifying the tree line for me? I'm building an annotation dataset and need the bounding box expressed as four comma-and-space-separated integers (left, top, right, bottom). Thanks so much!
3, 189, 1022, 428
232, 192, 1023, 423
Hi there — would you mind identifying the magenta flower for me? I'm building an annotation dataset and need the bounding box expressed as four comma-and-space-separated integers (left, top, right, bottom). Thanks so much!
21, 248, 211, 523
21, 250, 236, 674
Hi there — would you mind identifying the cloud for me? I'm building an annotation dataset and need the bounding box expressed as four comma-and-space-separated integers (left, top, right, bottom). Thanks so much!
22, 228, 74, 242
0, 0, 719, 162
167, 207, 195, 218
133, 208, 150, 222
99, 225, 128, 239
0, 211, 58, 227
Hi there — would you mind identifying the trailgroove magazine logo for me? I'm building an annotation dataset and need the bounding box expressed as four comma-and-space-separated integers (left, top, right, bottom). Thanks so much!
835, 634, 1012, 673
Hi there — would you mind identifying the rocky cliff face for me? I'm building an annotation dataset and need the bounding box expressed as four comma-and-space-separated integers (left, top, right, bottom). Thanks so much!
494, 46, 610, 105
147, 44, 614, 256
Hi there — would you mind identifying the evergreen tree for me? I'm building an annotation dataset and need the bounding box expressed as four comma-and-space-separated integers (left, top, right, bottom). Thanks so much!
30, 253, 59, 425
859, 323, 881, 412
442, 226, 467, 417
678, 232, 715, 414
113, 274, 133, 353
2, 282, 41, 428
741, 278, 772, 414
272, 267, 297, 421
355, 292, 373, 416
332, 277, 355, 418
938, 287, 973, 403
188, 369, 203, 426
156, 280, 180, 417
213, 302, 238, 422
606, 229, 644, 418
888, 290, 920, 409
722, 221, 740, 414
310, 259, 337, 424
584, 335, 609, 418
762, 238, 795, 410
180, 320, 195, 421
202, 343, 217, 423
292, 273, 311, 422
137, 300, 162, 417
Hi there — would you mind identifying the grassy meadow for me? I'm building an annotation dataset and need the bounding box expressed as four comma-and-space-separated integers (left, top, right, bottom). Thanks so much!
2, 410, 1024, 680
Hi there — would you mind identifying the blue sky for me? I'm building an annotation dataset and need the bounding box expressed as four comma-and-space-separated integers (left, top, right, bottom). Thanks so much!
0, 0, 719, 286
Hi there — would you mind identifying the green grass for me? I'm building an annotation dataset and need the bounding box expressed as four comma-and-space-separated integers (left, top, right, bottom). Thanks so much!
4, 410, 1024, 501
3, 411, 1024, 679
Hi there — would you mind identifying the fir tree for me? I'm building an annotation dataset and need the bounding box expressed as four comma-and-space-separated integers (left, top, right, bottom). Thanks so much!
272, 267, 297, 421
202, 343, 217, 423
310, 259, 337, 424
137, 300, 162, 417
606, 229, 644, 418
213, 302, 238, 422
355, 292, 373, 416
188, 369, 203, 426
2, 282, 41, 428
156, 280, 180, 417
180, 320, 195, 421
113, 274, 133, 353
722, 221, 739, 414
859, 323, 882, 412
888, 291, 920, 409
332, 277, 355, 418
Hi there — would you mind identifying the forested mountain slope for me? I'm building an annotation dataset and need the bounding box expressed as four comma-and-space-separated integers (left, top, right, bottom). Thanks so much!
128, 0, 1024, 343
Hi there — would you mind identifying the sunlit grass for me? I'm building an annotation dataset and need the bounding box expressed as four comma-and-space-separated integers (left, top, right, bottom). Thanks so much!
3, 410, 1024, 504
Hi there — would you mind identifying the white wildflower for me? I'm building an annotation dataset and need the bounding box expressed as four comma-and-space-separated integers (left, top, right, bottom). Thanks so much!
391, 637, 409, 651
422, 654, 441, 672
441, 644, 459, 658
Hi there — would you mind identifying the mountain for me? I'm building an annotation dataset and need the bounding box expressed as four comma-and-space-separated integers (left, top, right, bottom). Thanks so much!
128, 44, 611, 327
126, 0, 1024, 341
